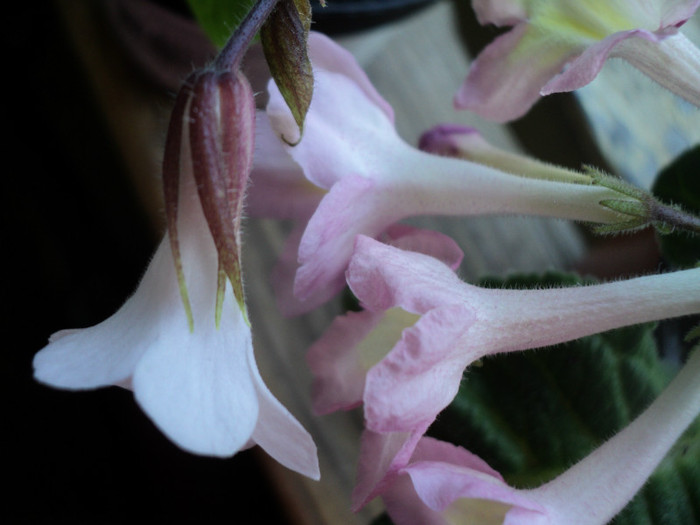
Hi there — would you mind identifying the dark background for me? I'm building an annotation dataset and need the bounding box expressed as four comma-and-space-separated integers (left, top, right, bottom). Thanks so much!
4, 1, 289, 522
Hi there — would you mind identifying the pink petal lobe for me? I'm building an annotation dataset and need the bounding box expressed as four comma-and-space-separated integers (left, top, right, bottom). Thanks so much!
382, 224, 464, 271
455, 24, 578, 122
363, 304, 476, 433
352, 425, 430, 511
347, 235, 465, 313
307, 32, 394, 122
294, 176, 394, 303
266, 44, 400, 188
399, 438, 546, 521
660, 0, 700, 27
247, 112, 322, 221
307, 309, 384, 415
541, 29, 663, 95
472, 0, 528, 26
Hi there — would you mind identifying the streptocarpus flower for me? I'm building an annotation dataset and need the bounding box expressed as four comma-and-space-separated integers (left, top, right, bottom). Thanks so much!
247, 113, 463, 316
33, 65, 319, 479
309, 235, 700, 504
457, 0, 700, 122
380, 346, 700, 524
315, 235, 700, 433
267, 32, 639, 313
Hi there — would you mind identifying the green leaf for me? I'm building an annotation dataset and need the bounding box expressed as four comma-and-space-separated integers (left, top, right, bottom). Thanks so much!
652, 146, 700, 268
261, 0, 314, 143
186, 0, 256, 48
426, 271, 699, 525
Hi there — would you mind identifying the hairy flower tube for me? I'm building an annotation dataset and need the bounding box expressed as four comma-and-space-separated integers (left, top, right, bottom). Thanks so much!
266, 32, 654, 315
378, 345, 700, 524
420, 123, 700, 234
308, 235, 700, 505
457, 0, 700, 122
33, 64, 319, 479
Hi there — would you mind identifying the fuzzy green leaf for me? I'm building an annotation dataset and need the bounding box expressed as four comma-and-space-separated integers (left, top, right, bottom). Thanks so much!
186, 0, 256, 48
652, 146, 700, 268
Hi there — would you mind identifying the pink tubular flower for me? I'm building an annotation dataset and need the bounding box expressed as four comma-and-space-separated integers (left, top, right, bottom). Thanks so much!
267, 32, 636, 313
457, 0, 700, 122
33, 70, 319, 479
309, 236, 700, 505
381, 345, 700, 524
247, 113, 463, 316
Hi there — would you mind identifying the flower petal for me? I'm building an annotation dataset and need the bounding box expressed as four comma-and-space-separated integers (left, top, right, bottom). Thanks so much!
455, 23, 579, 122
661, 0, 700, 27
307, 32, 394, 123
347, 235, 466, 314
472, 0, 528, 26
247, 112, 323, 221
267, 46, 399, 188
251, 365, 320, 480
541, 29, 663, 95
352, 426, 429, 511
132, 283, 259, 457
309, 307, 421, 415
307, 309, 384, 415
33, 240, 182, 389
382, 224, 464, 271
295, 176, 394, 303
363, 304, 476, 433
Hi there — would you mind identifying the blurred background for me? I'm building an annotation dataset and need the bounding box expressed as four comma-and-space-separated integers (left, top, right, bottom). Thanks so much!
7, 0, 688, 522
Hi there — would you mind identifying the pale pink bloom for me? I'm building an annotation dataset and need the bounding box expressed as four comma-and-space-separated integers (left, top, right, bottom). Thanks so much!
457, 0, 700, 122
310, 235, 700, 505
33, 94, 319, 479
247, 114, 463, 316
267, 33, 628, 312
380, 345, 700, 524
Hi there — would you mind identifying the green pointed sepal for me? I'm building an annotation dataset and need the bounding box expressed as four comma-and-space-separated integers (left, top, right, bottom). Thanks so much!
261, 0, 314, 145
188, 69, 255, 328
162, 74, 198, 332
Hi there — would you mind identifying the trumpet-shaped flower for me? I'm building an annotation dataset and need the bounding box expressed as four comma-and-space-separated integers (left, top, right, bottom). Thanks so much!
379, 346, 700, 524
247, 114, 463, 316
33, 69, 319, 479
457, 0, 700, 122
267, 32, 637, 313
309, 236, 700, 505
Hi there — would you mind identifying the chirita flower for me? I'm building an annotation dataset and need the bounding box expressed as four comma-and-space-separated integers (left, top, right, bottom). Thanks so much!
267, 32, 643, 314
378, 344, 700, 524
457, 0, 700, 121
33, 61, 319, 479
308, 236, 700, 506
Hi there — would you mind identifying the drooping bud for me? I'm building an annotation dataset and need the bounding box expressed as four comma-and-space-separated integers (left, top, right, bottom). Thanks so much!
190, 69, 255, 327
163, 69, 255, 330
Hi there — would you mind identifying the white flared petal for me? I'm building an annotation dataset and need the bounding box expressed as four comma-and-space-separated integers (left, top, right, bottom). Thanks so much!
132, 289, 259, 457
251, 365, 320, 480
33, 241, 184, 389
